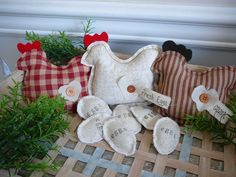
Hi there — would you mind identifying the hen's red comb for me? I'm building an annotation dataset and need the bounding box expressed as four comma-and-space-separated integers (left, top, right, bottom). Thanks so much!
84, 32, 109, 47
17, 41, 41, 54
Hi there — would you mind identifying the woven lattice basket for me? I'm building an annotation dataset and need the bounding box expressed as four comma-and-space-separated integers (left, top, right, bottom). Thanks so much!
0, 71, 236, 177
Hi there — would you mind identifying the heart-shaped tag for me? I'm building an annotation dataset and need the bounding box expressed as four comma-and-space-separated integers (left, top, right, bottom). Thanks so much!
84, 32, 109, 47
17, 41, 41, 54
58, 80, 82, 102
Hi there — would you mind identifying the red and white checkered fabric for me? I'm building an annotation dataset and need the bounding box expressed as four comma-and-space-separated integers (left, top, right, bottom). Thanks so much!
151, 51, 236, 125
17, 49, 90, 112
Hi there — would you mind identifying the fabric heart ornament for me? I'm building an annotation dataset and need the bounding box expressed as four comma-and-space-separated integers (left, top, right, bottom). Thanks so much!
77, 96, 112, 119
153, 117, 180, 155
58, 80, 82, 102
77, 113, 111, 144
17, 41, 41, 54
130, 106, 162, 130
103, 118, 136, 156
113, 105, 141, 134
84, 32, 109, 47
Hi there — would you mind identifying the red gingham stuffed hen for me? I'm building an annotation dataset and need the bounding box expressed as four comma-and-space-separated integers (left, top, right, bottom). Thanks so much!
16, 41, 90, 112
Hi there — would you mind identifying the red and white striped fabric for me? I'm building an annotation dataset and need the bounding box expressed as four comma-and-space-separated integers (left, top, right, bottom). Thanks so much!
151, 51, 236, 125
17, 49, 90, 112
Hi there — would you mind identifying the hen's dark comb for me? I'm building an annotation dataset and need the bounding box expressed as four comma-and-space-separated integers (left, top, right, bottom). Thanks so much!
162, 40, 192, 62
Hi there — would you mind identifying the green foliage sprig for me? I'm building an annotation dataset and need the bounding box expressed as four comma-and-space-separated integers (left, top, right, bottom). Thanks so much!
26, 31, 83, 66
25, 19, 94, 66
184, 94, 236, 148
0, 82, 69, 176
78, 18, 94, 49
82, 18, 94, 36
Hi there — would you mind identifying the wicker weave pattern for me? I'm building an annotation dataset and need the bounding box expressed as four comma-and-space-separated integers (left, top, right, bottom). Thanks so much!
0, 115, 235, 177
21, 115, 235, 177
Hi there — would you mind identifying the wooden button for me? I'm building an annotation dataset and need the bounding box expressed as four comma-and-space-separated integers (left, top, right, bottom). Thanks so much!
66, 87, 75, 96
127, 85, 136, 93
199, 93, 209, 104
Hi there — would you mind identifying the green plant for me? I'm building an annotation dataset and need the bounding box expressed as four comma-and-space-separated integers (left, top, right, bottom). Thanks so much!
82, 18, 94, 35
0, 82, 69, 176
25, 19, 94, 66
75, 18, 94, 49
184, 94, 236, 148
26, 31, 83, 66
